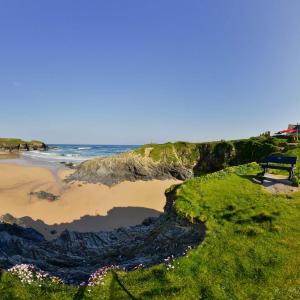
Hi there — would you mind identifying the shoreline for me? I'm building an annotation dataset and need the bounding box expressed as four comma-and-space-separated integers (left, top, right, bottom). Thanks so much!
0, 161, 180, 238
0, 151, 73, 173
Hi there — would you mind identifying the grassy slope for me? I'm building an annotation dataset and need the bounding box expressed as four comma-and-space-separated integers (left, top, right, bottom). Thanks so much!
134, 137, 289, 170
134, 141, 200, 167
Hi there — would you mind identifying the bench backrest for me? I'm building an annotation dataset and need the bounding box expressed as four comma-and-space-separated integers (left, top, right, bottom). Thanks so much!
264, 155, 297, 165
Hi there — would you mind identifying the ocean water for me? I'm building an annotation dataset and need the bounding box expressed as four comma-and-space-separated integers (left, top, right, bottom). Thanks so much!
20, 144, 140, 163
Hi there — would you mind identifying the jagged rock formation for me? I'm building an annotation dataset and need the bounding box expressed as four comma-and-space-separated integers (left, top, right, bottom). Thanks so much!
67, 152, 193, 186
0, 189, 204, 283
68, 137, 288, 185
0, 138, 48, 152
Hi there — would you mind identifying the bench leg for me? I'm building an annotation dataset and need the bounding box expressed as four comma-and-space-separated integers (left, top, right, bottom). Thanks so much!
262, 168, 266, 183
264, 168, 268, 175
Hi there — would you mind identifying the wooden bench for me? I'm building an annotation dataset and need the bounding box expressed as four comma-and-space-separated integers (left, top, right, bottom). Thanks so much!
261, 155, 297, 180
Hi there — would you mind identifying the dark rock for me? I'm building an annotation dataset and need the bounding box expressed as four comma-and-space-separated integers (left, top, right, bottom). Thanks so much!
60, 162, 77, 169
29, 191, 60, 201
0, 223, 45, 242
142, 217, 156, 226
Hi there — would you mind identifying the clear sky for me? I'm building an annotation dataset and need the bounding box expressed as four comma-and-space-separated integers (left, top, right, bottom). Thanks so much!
0, 1, 300, 144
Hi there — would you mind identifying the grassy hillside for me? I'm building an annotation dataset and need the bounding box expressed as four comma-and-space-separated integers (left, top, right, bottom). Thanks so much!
0, 138, 44, 144
1, 156, 300, 299
134, 136, 289, 175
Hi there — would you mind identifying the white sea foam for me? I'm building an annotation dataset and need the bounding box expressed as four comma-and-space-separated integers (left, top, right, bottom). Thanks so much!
21, 151, 90, 162
18, 145, 139, 165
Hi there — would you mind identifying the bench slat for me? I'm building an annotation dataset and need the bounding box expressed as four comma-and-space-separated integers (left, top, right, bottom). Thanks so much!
263, 155, 297, 165
261, 164, 295, 171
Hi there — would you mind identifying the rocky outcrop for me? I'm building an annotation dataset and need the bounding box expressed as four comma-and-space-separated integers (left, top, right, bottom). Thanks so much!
0, 138, 48, 152
0, 189, 204, 283
67, 153, 193, 185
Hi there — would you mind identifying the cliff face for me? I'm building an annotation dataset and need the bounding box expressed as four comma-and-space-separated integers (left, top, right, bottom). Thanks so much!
0, 138, 48, 152
69, 136, 288, 185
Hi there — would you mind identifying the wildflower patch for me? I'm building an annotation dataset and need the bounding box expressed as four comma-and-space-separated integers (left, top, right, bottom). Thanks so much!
8, 264, 63, 286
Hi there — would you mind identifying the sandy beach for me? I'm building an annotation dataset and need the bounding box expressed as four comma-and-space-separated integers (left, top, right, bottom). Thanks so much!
0, 162, 179, 237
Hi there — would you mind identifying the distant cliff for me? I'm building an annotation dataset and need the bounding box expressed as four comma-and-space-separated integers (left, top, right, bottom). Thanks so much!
0, 138, 48, 152
68, 136, 289, 185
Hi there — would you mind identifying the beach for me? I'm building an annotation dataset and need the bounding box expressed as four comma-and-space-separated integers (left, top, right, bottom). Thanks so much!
0, 161, 179, 238
0, 151, 19, 159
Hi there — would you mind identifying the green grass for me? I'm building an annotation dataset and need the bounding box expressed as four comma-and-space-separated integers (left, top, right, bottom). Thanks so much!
1, 160, 300, 299
135, 141, 199, 167
0, 138, 25, 145
0, 138, 44, 146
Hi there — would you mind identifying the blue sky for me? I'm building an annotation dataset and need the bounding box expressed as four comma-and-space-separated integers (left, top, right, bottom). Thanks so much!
0, 0, 300, 144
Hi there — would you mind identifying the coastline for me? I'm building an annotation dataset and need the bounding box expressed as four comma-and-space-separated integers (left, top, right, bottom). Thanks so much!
0, 160, 180, 238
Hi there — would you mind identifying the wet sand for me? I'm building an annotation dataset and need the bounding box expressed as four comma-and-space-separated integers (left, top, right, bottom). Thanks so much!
0, 151, 19, 159
0, 163, 179, 233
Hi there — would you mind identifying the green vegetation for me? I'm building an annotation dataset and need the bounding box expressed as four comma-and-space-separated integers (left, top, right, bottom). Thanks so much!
135, 136, 289, 174
0, 138, 44, 145
0, 138, 46, 151
0, 273, 76, 299
135, 141, 199, 167
0, 138, 25, 145
1, 138, 299, 299
286, 146, 300, 174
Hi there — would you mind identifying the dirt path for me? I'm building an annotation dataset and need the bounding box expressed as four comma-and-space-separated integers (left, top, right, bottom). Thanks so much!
262, 173, 299, 194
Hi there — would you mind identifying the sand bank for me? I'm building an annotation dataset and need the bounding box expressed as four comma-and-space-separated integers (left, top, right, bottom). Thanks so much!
0, 163, 179, 233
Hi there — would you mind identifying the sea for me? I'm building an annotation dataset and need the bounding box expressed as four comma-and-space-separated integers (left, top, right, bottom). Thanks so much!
0, 144, 139, 170
22, 144, 140, 163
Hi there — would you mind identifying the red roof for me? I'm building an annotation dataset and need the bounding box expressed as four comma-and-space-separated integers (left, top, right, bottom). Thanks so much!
279, 129, 297, 133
